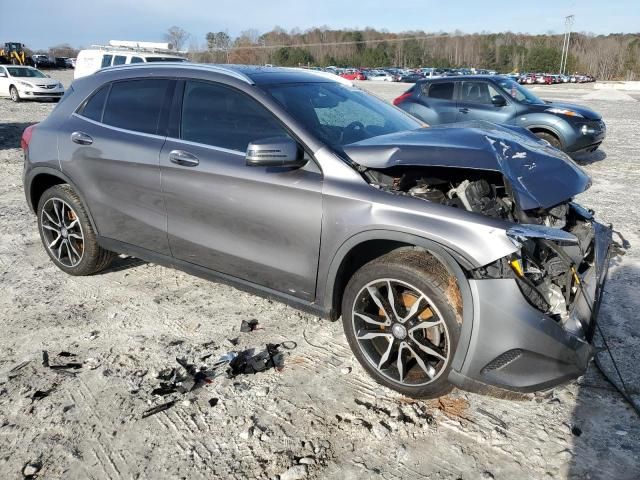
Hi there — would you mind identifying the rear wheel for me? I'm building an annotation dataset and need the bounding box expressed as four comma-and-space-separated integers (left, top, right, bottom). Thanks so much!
342, 250, 461, 398
37, 184, 115, 275
9, 86, 20, 102
534, 130, 562, 150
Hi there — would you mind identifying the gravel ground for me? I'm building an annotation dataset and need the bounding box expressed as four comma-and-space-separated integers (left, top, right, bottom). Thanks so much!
0, 70, 639, 479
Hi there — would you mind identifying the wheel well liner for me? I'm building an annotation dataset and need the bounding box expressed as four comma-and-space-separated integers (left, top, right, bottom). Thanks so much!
29, 173, 66, 210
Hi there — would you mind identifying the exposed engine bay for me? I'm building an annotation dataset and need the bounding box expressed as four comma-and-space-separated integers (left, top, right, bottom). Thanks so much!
365, 166, 601, 337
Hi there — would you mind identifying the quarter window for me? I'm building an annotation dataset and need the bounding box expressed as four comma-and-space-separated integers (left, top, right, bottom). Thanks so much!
113, 55, 126, 66
102, 79, 170, 134
180, 80, 290, 152
425, 82, 455, 100
130, 56, 144, 64
100, 54, 113, 68
80, 84, 109, 122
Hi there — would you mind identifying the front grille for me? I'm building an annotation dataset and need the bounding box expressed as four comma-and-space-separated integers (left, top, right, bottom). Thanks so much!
482, 349, 523, 372
32, 92, 62, 96
36, 84, 56, 89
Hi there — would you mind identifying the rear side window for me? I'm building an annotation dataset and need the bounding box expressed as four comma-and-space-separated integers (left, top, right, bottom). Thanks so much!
79, 84, 109, 122
130, 56, 144, 63
113, 55, 126, 65
102, 79, 170, 134
100, 54, 113, 68
180, 80, 290, 152
425, 82, 455, 100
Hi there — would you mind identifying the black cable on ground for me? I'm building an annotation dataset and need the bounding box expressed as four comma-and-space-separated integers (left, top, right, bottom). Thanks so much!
593, 322, 640, 417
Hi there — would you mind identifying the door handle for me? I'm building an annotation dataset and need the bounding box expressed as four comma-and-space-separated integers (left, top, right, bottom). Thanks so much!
71, 131, 93, 145
458, 108, 469, 114
169, 149, 199, 167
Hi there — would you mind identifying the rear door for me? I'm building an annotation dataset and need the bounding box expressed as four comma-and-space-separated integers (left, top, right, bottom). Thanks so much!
59, 78, 174, 255
159, 79, 323, 300
416, 81, 458, 124
455, 80, 516, 124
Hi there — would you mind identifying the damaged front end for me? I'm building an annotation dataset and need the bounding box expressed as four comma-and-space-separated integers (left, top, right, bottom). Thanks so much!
344, 122, 614, 391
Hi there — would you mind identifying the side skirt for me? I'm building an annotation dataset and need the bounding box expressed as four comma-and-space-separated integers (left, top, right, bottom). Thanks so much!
97, 236, 331, 320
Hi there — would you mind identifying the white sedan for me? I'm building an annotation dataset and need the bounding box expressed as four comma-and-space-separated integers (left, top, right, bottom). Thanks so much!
0, 65, 64, 102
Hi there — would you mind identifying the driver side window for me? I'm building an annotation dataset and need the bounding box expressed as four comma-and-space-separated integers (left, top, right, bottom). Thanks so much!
180, 80, 291, 152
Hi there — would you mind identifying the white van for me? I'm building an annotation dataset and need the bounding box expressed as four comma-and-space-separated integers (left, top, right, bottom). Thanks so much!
74, 41, 187, 79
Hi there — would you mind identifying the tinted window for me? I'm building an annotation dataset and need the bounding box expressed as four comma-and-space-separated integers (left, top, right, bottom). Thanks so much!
80, 84, 109, 122
145, 57, 186, 62
460, 81, 502, 104
130, 56, 144, 64
426, 82, 454, 100
101, 54, 113, 68
181, 80, 289, 152
102, 79, 170, 134
113, 55, 126, 66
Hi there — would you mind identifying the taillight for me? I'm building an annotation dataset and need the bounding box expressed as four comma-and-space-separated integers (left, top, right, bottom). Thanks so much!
393, 91, 413, 106
21, 123, 38, 152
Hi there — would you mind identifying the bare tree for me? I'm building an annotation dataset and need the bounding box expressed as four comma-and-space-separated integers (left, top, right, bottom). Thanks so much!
164, 26, 190, 51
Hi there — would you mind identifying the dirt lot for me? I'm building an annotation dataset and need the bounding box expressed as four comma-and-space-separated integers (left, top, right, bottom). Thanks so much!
1, 70, 639, 479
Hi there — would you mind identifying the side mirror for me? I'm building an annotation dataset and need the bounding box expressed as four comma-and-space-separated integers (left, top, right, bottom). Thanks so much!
491, 95, 507, 107
246, 137, 306, 168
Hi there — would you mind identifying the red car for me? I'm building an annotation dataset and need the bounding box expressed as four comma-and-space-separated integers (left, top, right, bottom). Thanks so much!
340, 69, 366, 81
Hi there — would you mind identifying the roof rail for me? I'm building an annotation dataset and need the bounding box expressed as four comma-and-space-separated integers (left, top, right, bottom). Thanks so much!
97, 62, 255, 84
89, 42, 184, 56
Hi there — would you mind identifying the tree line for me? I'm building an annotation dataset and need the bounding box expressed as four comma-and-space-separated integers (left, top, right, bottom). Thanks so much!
187, 26, 640, 80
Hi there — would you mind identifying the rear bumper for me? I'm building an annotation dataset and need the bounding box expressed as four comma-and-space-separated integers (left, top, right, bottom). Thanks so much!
449, 221, 612, 393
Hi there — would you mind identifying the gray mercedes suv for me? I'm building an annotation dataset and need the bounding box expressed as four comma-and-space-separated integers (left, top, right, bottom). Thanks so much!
22, 64, 612, 398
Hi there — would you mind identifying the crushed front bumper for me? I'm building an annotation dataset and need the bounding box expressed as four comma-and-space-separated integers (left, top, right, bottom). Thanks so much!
449, 220, 612, 393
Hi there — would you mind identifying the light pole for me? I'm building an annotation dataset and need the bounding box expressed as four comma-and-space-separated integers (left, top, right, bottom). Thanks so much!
560, 15, 575, 75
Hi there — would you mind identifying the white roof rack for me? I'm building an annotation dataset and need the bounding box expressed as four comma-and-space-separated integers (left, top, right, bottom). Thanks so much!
89, 40, 185, 55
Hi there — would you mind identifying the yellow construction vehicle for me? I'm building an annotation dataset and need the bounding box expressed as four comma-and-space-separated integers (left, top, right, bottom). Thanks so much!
0, 42, 27, 65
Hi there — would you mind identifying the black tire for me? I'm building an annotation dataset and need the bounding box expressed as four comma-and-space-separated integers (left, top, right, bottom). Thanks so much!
9, 86, 20, 103
342, 249, 462, 398
533, 130, 562, 150
37, 184, 115, 275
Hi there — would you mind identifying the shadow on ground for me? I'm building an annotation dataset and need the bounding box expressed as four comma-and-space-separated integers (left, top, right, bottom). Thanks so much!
573, 149, 607, 166
0, 122, 37, 151
98, 255, 147, 274
569, 263, 640, 479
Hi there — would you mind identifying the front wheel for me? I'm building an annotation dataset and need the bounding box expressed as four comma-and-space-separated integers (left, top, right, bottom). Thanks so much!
37, 184, 115, 275
10, 86, 20, 102
342, 250, 461, 398
534, 130, 562, 150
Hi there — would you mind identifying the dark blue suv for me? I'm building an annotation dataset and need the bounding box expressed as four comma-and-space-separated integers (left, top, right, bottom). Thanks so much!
393, 75, 606, 155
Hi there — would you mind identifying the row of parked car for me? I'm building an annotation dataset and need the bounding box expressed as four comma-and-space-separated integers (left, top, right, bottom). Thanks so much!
32, 54, 76, 69
332, 67, 502, 83
327, 67, 596, 85
517, 73, 596, 85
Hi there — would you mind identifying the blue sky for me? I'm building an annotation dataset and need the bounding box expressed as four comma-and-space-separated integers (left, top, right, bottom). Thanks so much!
1, 0, 638, 50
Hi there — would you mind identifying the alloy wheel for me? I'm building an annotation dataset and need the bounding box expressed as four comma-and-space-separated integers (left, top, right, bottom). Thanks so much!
10, 87, 19, 102
40, 197, 85, 267
351, 278, 451, 386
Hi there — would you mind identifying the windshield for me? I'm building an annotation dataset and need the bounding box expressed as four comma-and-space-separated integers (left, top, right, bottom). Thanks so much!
497, 79, 544, 105
7, 67, 47, 78
262, 82, 422, 148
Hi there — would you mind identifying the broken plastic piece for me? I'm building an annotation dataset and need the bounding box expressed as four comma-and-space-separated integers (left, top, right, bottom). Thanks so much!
142, 400, 176, 418
240, 319, 260, 332
208, 398, 219, 407
42, 350, 82, 370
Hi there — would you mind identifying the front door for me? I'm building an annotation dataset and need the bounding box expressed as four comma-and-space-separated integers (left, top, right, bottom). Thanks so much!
456, 80, 516, 124
160, 80, 323, 300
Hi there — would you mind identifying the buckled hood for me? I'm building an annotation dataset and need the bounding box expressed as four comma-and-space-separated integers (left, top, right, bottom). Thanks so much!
343, 121, 592, 210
